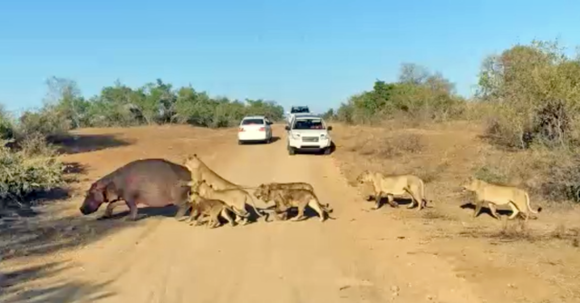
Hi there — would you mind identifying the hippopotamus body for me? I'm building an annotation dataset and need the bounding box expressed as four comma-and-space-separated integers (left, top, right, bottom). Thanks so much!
79, 158, 192, 220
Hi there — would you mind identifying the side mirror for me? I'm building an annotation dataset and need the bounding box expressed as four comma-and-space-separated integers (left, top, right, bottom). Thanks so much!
284, 125, 290, 131
327, 126, 333, 131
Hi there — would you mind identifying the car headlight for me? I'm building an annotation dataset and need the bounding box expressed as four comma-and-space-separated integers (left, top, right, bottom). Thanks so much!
291, 133, 300, 139
320, 133, 329, 139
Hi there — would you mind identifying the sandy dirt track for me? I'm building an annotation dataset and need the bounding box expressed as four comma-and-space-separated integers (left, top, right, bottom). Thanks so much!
1, 124, 578, 303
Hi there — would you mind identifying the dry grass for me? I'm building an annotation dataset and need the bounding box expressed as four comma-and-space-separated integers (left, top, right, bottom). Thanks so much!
331, 121, 580, 247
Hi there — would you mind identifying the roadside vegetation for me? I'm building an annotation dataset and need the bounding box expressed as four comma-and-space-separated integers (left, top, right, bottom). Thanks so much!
2, 38, 580, 215
0, 79, 284, 212
324, 39, 580, 207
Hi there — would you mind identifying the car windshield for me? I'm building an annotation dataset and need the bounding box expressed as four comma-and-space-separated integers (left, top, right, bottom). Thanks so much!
290, 107, 309, 114
293, 118, 325, 130
241, 118, 264, 125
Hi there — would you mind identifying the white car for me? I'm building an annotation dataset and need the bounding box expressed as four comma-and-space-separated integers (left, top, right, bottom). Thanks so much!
286, 106, 310, 125
238, 115, 273, 144
285, 115, 333, 155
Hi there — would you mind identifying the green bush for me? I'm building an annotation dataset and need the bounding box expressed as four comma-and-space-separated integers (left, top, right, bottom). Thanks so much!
477, 40, 580, 150
0, 138, 65, 210
333, 64, 466, 125
0, 105, 15, 140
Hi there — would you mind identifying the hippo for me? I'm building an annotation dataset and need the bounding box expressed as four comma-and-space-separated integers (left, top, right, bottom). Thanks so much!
79, 158, 192, 221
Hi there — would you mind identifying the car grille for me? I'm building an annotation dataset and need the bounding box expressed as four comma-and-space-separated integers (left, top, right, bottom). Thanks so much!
302, 136, 319, 142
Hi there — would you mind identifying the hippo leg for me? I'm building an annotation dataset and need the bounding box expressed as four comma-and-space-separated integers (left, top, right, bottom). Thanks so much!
99, 200, 124, 219
124, 199, 139, 221
174, 200, 190, 220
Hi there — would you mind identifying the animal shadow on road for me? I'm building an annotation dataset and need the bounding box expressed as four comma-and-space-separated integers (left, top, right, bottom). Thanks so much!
0, 261, 115, 303
98, 205, 183, 222
262, 205, 327, 222
459, 202, 513, 218
0, 208, 137, 262
365, 196, 421, 209
50, 134, 133, 155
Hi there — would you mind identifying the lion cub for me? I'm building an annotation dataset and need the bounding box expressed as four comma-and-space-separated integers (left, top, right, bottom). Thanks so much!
356, 170, 429, 210
254, 186, 334, 222
460, 178, 542, 221
186, 181, 237, 228
254, 182, 317, 220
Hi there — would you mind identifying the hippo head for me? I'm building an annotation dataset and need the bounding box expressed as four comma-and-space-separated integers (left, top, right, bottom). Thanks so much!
79, 183, 109, 215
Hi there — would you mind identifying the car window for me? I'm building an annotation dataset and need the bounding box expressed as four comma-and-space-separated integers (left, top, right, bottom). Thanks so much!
241, 118, 264, 125
293, 118, 325, 130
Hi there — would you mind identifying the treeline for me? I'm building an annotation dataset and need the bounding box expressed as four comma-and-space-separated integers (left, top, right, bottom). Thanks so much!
0, 79, 285, 210
323, 63, 467, 124
325, 40, 580, 151
325, 39, 580, 203
1, 78, 285, 141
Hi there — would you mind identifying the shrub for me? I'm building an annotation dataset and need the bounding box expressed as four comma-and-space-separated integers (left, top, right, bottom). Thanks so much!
0, 138, 65, 210
478, 40, 580, 150
333, 64, 467, 125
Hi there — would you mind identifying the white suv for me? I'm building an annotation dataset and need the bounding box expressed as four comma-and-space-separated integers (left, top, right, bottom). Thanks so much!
285, 115, 333, 155
286, 106, 310, 125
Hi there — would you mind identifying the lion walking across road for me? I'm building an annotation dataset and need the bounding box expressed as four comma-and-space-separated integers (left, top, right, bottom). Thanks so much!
356, 170, 430, 210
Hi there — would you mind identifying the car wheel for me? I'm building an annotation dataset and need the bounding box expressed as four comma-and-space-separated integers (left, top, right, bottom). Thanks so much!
288, 147, 296, 155
323, 147, 331, 155
238, 140, 244, 145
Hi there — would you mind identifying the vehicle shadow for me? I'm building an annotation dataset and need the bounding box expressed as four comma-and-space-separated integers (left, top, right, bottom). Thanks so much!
291, 142, 336, 156
0, 261, 115, 303
239, 136, 281, 145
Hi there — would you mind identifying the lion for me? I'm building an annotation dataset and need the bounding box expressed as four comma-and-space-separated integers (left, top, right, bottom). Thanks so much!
355, 170, 429, 211
460, 177, 542, 221
182, 154, 252, 190
176, 153, 256, 219
253, 182, 315, 200
186, 181, 237, 228
254, 186, 334, 222
196, 180, 265, 224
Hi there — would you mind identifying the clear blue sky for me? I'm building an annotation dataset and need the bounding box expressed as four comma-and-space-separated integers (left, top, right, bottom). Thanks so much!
1, 0, 579, 115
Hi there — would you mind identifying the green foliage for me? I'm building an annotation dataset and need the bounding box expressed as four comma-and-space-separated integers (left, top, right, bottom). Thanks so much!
21, 78, 286, 131
477, 40, 580, 149
333, 63, 466, 124
0, 138, 65, 209
0, 78, 285, 211
0, 105, 15, 139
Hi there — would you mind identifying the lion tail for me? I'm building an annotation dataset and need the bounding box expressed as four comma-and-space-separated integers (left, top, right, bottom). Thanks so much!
525, 192, 542, 214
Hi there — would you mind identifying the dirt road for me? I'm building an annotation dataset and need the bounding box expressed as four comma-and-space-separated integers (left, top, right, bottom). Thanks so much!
2, 125, 556, 302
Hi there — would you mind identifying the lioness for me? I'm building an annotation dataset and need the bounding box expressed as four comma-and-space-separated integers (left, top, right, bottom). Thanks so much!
355, 170, 429, 211
183, 154, 249, 190
255, 186, 334, 222
177, 153, 254, 219
186, 181, 236, 228
460, 178, 542, 221
197, 180, 265, 224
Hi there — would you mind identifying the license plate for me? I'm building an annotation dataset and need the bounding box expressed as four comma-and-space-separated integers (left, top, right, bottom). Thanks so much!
302, 136, 319, 142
